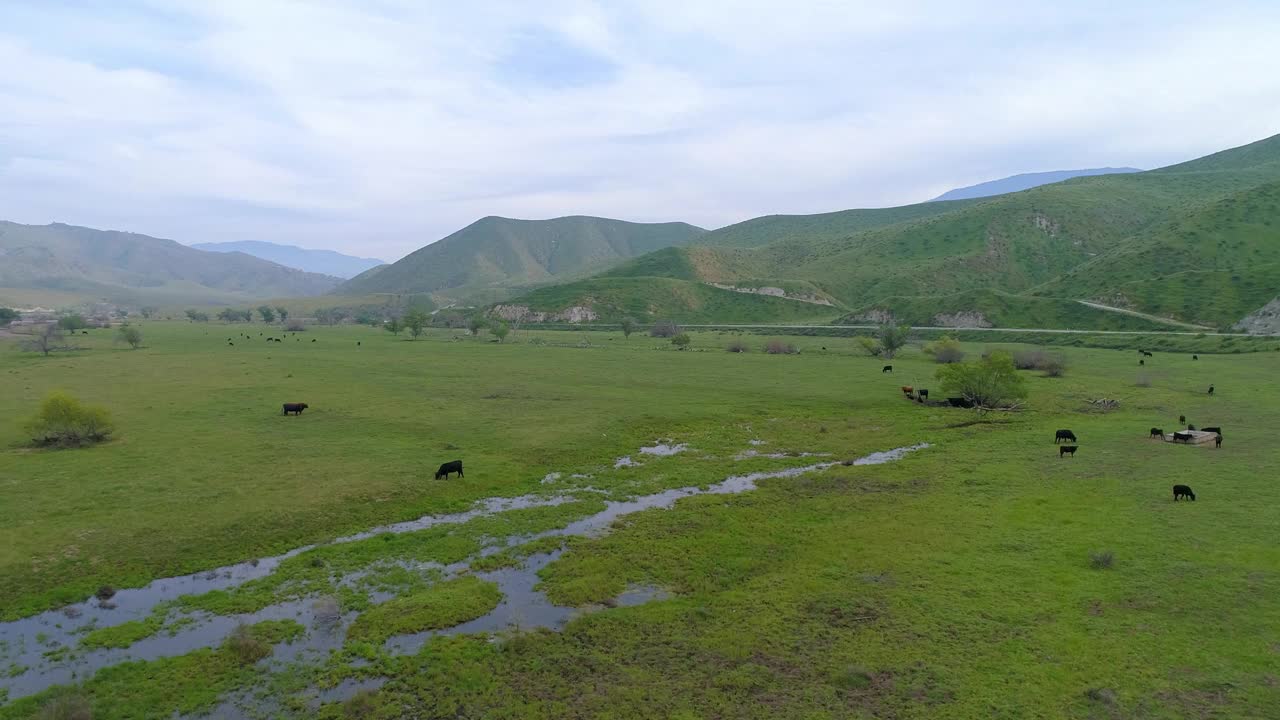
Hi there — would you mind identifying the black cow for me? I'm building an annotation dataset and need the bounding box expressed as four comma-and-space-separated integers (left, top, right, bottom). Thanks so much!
1208, 384, 1215, 395
1173, 484, 1196, 501
882, 365, 893, 373
435, 460, 464, 480
312, 338, 317, 342
1054, 429, 1077, 444
1192, 355, 1198, 360
1172, 431, 1192, 443
282, 402, 309, 416
1149, 427, 1163, 439
1139, 359, 1145, 366
227, 341, 234, 346
357, 341, 361, 346
947, 397, 973, 408
1215, 433, 1223, 448
1142, 351, 1153, 357
1059, 445, 1078, 458
1200, 426, 1221, 434
1179, 415, 1186, 424
918, 389, 929, 400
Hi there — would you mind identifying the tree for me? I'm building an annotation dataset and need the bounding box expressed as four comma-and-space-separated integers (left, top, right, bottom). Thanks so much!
117, 326, 144, 349
315, 308, 347, 326
58, 314, 89, 331
257, 305, 276, 323
878, 324, 911, 359
671, 333, 691, 350
935, 351, 1028, 409
467, 316, 487, 337
24, 391, 114, 447
620, 317, 637, 340
384, 317, 403, 336
275, 306, 289, 324
923, 335, 965, 364
403, 309, 428, 339
139, 306, 158, 319
490, 321, 510, 343
185, 309, 210, 323
21, 324, 70, 356
0, 308, 17, 325
650, 319, 679, 338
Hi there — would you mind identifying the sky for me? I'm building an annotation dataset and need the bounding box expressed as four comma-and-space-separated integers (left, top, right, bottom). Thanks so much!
2, 1, 1279, 262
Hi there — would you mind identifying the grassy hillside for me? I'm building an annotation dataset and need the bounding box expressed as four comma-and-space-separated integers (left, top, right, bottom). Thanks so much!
840, 289, 1173, 331
508, 133, 1280, 330
929, 167, 1140, 201
0, 222, 340, 306
498, 276, 837, 324
335, 216, 705, 301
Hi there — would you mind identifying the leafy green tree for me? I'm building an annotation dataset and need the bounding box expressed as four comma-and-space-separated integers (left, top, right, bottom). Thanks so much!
139, 306, 158, 319
935, 351, 1028, 409
117, 326, 143, 349
185, 309, 210, 323
878, 324, 911, 359
25, 391, 114, 447
467, 316, 487, 337
620, 317, 637, 340
275, 306, 289, 324
490, 322, 510, 343
671, 333, 691, 350
0, 308, 17, 325
403, 310, 428, 339
58, 314, 89, 331
384, 317, 403, 336
239, 309, 254, 322
257, 305, 276, 323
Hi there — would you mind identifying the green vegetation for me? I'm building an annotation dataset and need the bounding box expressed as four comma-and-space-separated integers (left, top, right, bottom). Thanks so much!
0, 308, 16, 325
115, 326, 143, 349
935, 350, 1029, 407
336, 215, 706, 302
56, 315, 88, 332
3, 322, 1280, 718
346, 576, 502, 643
23, 391, 114, 448
80, 612, 165, 650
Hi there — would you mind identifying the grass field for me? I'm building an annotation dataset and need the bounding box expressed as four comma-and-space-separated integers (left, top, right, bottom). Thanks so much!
2, 322, 1279, 718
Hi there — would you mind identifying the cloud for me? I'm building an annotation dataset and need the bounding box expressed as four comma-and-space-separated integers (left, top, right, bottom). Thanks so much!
1, 0, 1278, 260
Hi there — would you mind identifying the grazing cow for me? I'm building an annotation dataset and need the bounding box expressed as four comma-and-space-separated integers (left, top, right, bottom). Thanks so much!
1172, 431, 1192, 443
1192, 355, 1199, 360
901, 386, 914, 395
1215, 433, 1223, 449
1139, 359, 1145, 366
1200, 426, 1221, 434
435, 460, 464, 480
227, 341, 234, 346
312, 338, 317, 342
1173, 484, 1196, 501
357, 341, 361, 346
282, 402, 309, 416
1142, 351, 1153, 357
1208, 384, 1215, 395
1179, 415, 1186, 424
1059, 445, 1078, 458
947, 397, 973, 408
1054, 429, 1077, 444
1149, 427, 1164, 439
882, 365, 893, 373
918, 389, 929, 400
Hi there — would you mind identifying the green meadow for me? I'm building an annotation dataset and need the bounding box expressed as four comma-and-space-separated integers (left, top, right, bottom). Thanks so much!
1, 322, 1278, 718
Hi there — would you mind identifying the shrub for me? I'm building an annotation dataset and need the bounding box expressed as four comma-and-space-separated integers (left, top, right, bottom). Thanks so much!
0, 307, 17, 325
620, 317, 637, 339
764, 340, 798, 354
225, 623, 271, 665
58, 314, 89, 331
285, 319, 306, 332
116, 326, 143, 349
923, 336, 965, 363
877, 323, 911, 359
35, 694, 93, 720
671, 333, 691, 350
935, 351, 1028, 409
726, 340, 750, 353
490, 322, 510, 343
855, 336, 883, 357
1089, 551, 1114, 570
1013, 348, 1067, 376
25, 392, 114, 448
650, 319, 679, 338
403, 310, 429, 339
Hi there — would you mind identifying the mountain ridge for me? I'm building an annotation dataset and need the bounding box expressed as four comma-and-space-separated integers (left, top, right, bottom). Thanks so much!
191, 240, 385, 279
929, 167, 1142, 201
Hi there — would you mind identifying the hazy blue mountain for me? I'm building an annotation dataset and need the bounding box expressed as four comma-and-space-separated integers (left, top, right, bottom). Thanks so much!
191, 240, 385, 279
930, 167, 1142, 201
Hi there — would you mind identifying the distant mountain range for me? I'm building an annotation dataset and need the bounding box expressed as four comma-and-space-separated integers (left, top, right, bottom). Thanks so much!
930, 167, 1142, 202
491, 133, 1280, 331
0, 222, 340, 305
191, 240, 385, 279
335, 215, 706, 302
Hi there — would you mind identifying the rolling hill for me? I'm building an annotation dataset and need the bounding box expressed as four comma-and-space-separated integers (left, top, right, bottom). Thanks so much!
929, 167, 1141, 202
498, 133, 1280, 331
333, 215, 705, 301
0, 221, 341, 306
191, 240, 385, 279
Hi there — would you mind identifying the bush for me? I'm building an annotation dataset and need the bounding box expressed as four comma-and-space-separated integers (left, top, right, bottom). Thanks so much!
285, 319, 306, 332
877, 323, 911, 359
116, 326, 143, 349
650, 319, 680, 338
855, 336, 883, 357
764, 340, 798, 354
58, 314, 89, 331
726, 340, 750, 353
923, 336, 965, 364
36, 694, 93, 720
1089, 551, 1114, 570
490, 322, 510, 343
935, 351, 1029, 409
1011, 348, 1068, 376
225, 623, 271, 665
671, 333, 691, 350
0, 307, 17, 325
25, 392, 114, 448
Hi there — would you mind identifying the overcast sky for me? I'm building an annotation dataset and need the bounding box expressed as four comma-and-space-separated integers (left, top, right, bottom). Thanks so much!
2, 1, 1279, 262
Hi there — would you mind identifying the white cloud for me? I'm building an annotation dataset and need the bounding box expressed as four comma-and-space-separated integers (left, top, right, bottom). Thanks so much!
1, 0, 1278, 261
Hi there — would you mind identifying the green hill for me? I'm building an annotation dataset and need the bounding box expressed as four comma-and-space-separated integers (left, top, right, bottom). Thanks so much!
838, 289, 1172, 331
501, 133, 1280, 331
334, 215, 705, 301
0, 221, 340, 306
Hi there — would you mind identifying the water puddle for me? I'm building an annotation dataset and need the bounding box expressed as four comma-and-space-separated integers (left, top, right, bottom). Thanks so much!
2, 443, 929, 706
734, 450, 831, 460
613, 456, 640, 468
638, 442, 688, 456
